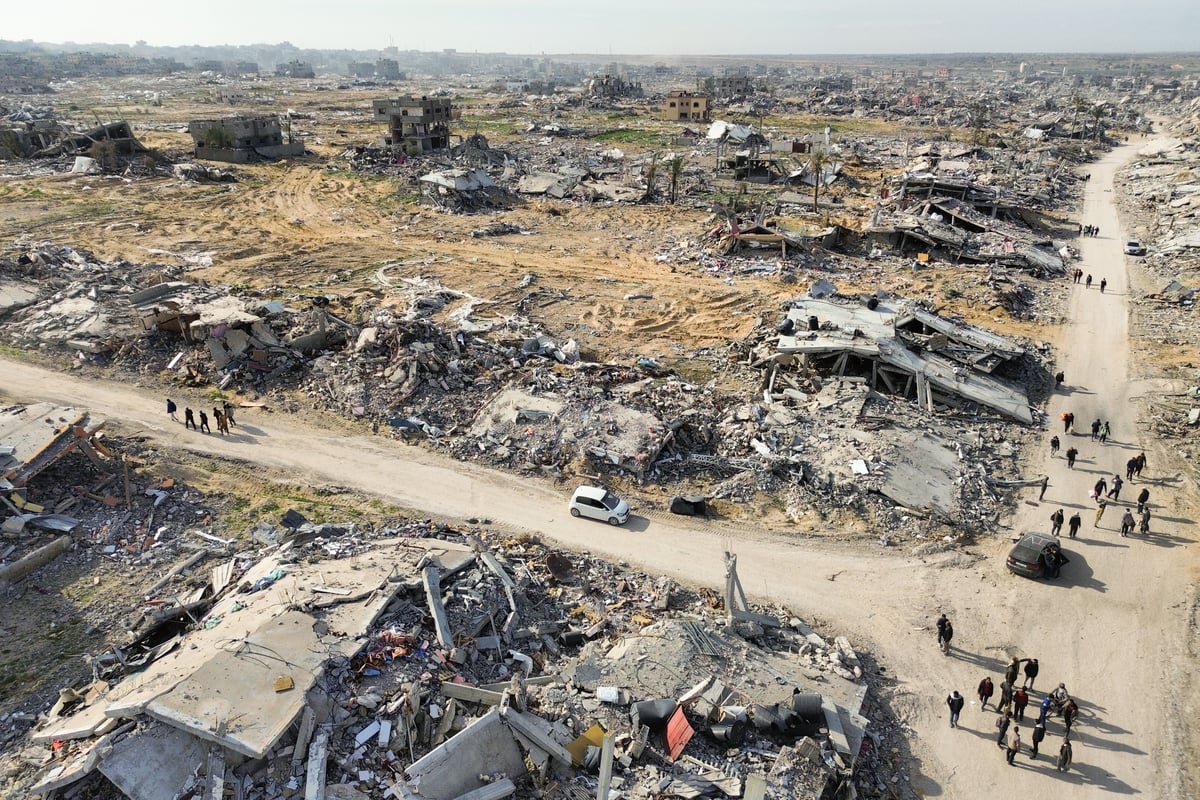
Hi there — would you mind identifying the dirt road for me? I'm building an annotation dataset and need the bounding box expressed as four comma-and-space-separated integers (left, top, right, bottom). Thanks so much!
1, 142, 1193, 798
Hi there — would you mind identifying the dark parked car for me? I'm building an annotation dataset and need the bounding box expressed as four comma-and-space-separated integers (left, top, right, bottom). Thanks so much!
1007, 532, 1069, 579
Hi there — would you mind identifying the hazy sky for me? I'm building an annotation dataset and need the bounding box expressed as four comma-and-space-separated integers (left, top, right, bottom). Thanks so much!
6, 1, 1198, 54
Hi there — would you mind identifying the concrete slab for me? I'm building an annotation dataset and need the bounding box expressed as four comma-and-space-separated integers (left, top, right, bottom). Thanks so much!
146, 610, 325, 758
878, 429, 960, 514
404, 708, 526, 800
32, 694, 114, 743
99, 725, 208, 800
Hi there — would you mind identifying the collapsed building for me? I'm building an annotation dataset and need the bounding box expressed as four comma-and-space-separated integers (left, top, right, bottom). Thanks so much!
373, 96, 453, 156
187, 116, 305, 163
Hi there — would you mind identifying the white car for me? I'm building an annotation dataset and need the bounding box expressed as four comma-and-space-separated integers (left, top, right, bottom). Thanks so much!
1124, 240, 1146, 256
568, 486, 630, 526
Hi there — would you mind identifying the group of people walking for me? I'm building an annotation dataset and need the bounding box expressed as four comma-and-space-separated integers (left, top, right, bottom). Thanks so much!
166, 398, 238, 436
944, 647, 1073, 772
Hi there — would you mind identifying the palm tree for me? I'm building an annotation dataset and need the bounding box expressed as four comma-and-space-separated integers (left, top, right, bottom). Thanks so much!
1070, 95, 1090, 137
807, 149, 829, 212
667, 155, 685, 204
1090, 104, 1106, 141
642, 152, 660, 202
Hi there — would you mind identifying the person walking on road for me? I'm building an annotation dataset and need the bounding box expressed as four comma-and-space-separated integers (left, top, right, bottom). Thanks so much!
1100, 277, 1108, 293
1050, 509, 1064, 536
1137, 487, 1150, 514
1062, 412, 1072, 433
1095, 499, 1108, 526
1039, 476, 1048, 501
1030, 721, 1046, 758
1050, 435, 1060, 455
979, 676, 995, 710
1108, 474, 1123, 500
1055, 371, 1065, 389
166, 398, 178, 422
199, 410, 211, 434
1086, 273, 1093, 289
996, 711, 1012, 747
1067, 412, 1075, 432
1067, 512, 1081, 539
1005, 725, 1021, 764
1126, 456, 1138, 482
1091, 418, 1101, 441
1121, 509, 1136, 537
1013, 687, 1029, 721
1135, 451, 1146, 477
947, 690, 965, 728
1022, 657, 1039, 690
1065, 447, 1078, 468
1093, 477, 1108, 498
1140, 507, 1151, 535
222, 400, 237, 428
936, 614, 953, 655
1038, 694, 1053, 725
184, 407, 196, 431
1057, 737, 1073, 772
1101, 420, 1111, 442
1063, 699, 1078, 733
999, 680, 1015, 713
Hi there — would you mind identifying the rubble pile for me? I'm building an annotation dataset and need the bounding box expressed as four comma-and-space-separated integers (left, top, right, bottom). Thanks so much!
2, 498, 895, 800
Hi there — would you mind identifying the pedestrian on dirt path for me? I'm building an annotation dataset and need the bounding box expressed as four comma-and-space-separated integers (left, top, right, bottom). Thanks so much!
213, 407, 229, 435
1135, 452, 1146, 477
996, 711, 1012, 747
1091, 419, 1101, 440
1100, 277, 1108, 293
1063, 699, 1078, 733
1038, 694, 1053, 725
1050, 435, 1060, 455
1039, 477, 1049, 501
1108, 474, 1123, 500
999, 680, 1015, 712
1126, 456, 1138, 482
1031, 721, 1046, 758
199, 410, 211, 434
1067, 412, 1075, 432
1095, 499, 1108, 526
223, 400, 237, 428
1013, 687, 1029, 721
1120, 509, 1136, 537
166, 398, 178, 422
1057, 737, 1073, 772
1055, 371, 1065, 389
1137, 487, 1150, 511
1068, 512, 1081, 538
1065, 447, 1078, 468
1140, 507, 1151, 535
979, 676, 995, 710
947, 690, 965, 728
184, 407, 196, 431
1086, 273, 1093, 288
1100, 420, 1111, 443
936, 615, 954, 654
1005, 724, 1021, 764
1050, 509, 1064, 536
1093, 477, 1108, 498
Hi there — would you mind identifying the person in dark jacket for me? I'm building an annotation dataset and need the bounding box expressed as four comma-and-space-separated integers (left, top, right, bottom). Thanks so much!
1004, 657, 1021, 686
947, 690, 965, 728
1126, 456, 1138, 482
998, 680, 1014, 712
198, 410, 211, 434
1030, 721, 1046, 758
1063, 699, 1078, 733
166, 398, 178, 422
978, 676, 995, 710
1023, 658, 1039, 690
1067, 512, 1082, 539
1066, 447, 1078, 468
996, 711, 1012, 747
1094, 477, 1108, 498
1137, 487, 1150, 514
1108, 474, 1123, 500
1050, 509, 1064, 536
184, 407, 197, 431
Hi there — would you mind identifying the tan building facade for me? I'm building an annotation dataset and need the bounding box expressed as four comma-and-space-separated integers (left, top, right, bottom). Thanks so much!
661, 91, 709, 122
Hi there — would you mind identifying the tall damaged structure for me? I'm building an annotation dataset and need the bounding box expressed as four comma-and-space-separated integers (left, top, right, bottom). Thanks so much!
373, 95, 453, 156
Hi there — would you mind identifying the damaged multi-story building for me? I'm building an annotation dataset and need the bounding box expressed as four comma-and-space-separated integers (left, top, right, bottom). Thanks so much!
372, 95, 453, 156
661, 90, 710, 122
186, 115, 304, 163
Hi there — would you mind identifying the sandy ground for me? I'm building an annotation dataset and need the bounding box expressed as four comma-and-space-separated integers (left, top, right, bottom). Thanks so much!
2, 140, 1196, 798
